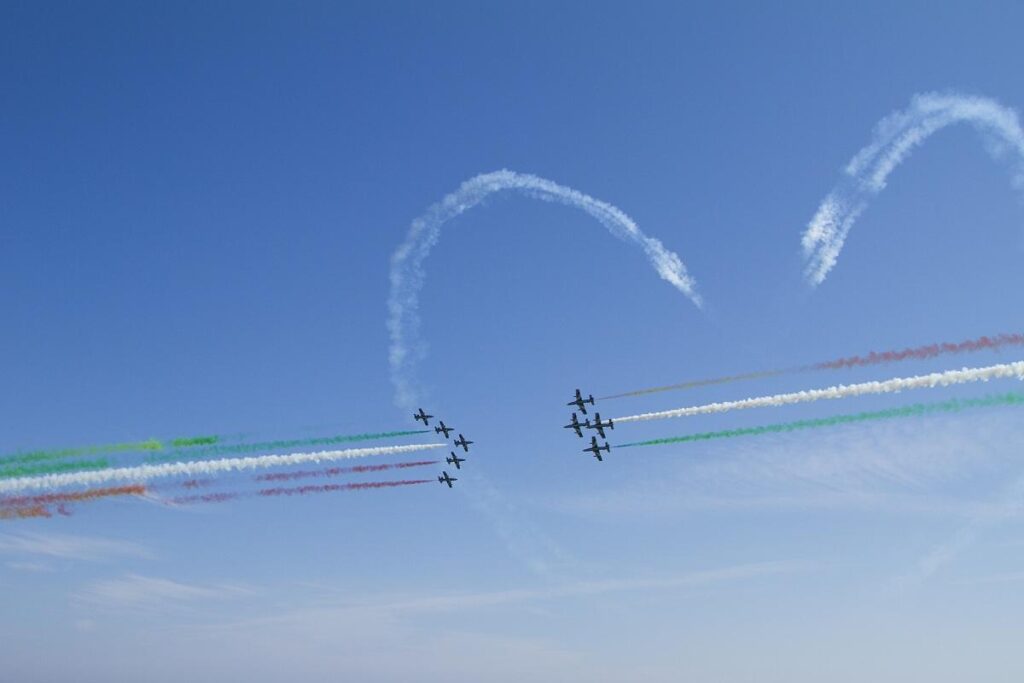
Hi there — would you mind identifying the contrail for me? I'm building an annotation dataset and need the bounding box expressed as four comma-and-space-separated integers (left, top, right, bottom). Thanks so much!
0, 443, 446, 495
599, 331, 1024, 400
388, 169, 702, 410
255, 460, 438, 482
802, 92, 1024, 286
170, 479, 431, 505
147, 429, 431, 463
614, 360, 1024, 423
616, 392, 1024, 448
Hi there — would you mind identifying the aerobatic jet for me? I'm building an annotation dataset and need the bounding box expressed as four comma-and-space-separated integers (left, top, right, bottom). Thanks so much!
567, 388, 595, 414
438, 471, 457, 488
413, 408, 433, 426
563, 412, 588, 438
453, 434, 473, 452
587, 413, 614, 439
583, 436, 610, 461
435, 421, 454, 439
446, 452, 466, 469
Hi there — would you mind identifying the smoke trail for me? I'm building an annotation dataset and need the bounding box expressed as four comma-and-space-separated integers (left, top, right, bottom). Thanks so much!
388, 169, 702, 410
0, 505, 51, 521
0, 435, 221, 468
614, 360, 1024, 423
0, 484, 147, 509
600, 331, 1024, 400
813, 332, 1024, 369
616, 392, 1024, 448
147, 429, 430, 463
0, 443, 446, 495
802, 92, 1024, 285
258, 480, 431, 497
0, 459, 110, 480
255, 460, 438, 482
169, 479, 430, 505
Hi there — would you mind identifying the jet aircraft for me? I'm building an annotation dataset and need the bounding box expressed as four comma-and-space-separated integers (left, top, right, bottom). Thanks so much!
446, 452, 466, 469
453, 434, 473, 452
583, 436, 611, 461
567, 388, 595, 414
438, 471, 457, 488
587, 413, 614, 439
435, 421, 453, 439
413, 408, 433, 426
563, 412, 588, 438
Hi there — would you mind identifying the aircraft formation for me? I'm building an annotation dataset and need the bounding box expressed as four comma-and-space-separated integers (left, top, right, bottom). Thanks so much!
413, 407, 473, 487
564, 388, 613, 461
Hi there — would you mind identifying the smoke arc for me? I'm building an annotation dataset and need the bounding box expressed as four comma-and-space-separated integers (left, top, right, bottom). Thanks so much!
802, 92, 1024, 285
388, 169, 702, 409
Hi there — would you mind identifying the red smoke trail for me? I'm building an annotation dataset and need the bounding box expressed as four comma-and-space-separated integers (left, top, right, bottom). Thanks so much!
0, 484, 146, 509
812, 333, 1024, 370
258, 479, 431, 497
0, 505, 52, 520
255, 460, 438, 482
170, 491, 241, 505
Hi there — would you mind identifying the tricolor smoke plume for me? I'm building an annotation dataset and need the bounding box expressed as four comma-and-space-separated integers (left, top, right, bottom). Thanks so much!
614, 360, 1024, 423
148, 429, 429, 463
600, 332, 1024, 400
616, 392, 1024, 448
388, 169, 702, 409
255, 460, 438, 482
802, 92, 1024, 285
0, 443, 446, 495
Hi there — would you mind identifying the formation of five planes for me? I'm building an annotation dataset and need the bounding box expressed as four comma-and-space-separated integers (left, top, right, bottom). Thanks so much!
564, 388, 612, 461
413, 408, 473, 487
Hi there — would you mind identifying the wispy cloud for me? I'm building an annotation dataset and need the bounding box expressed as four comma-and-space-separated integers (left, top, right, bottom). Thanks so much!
0, 532, 152, 561
75, 573, 255, 612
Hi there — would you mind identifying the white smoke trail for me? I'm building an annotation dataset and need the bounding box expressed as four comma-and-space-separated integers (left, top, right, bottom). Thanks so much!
0, 443, 445, 495
388, 169, 702, 409
614, 361, 1024, 424
802, 92, 1024, 285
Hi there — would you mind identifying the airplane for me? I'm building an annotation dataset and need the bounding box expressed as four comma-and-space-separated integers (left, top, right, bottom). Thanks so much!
583, 436, 611, 462
567, 388, 595, 414
413, 408, 433, 426
446, 452, 466, 470
453, 434, 474, 452
434, 420, 454, 439
587, 412, 614, 439
438, 471, 457, 488
563, 412, 588, 438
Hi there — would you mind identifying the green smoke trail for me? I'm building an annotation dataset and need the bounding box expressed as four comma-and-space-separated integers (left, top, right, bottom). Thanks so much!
146, 429, 433, 464
0, 458, 111, 480
616, 392, 1024, 449
0, 435, 220, 468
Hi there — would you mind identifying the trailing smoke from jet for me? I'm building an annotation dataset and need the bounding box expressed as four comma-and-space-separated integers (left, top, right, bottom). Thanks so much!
616, 392, 1024, 448
614, 361, 1024, 423
802, 92, 1024, 285
600, 332, 1024, 400
0, 484, 147, 509
255, 459, 438, 482
170, 479, 430, 506
0, 443, 447, 495
388, 169, 702, 410
149, 429, 431, 463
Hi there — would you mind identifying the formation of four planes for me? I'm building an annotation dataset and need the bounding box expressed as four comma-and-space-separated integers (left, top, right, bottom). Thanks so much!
413, 408, 473, 488
564, 389, 613, 461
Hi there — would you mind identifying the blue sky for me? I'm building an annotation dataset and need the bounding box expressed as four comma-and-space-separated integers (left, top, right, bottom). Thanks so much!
2, 2, 1024, 680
